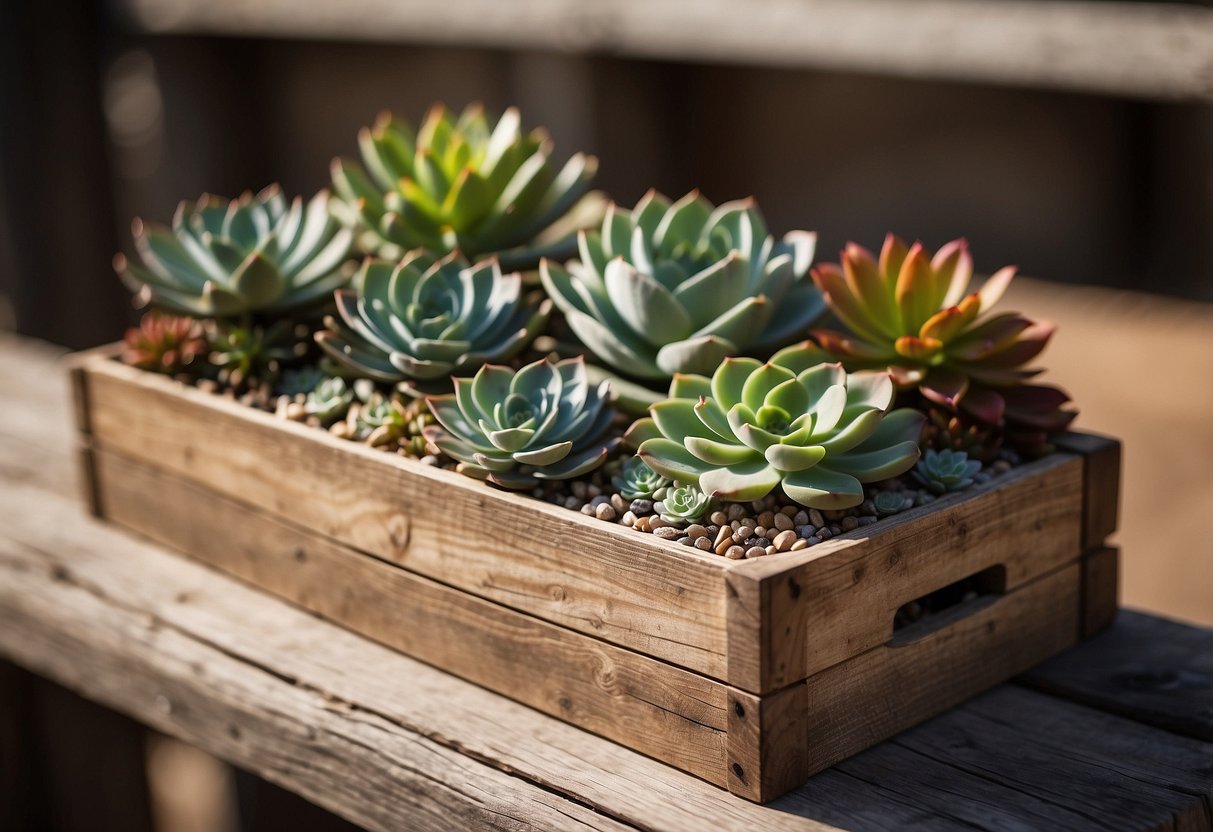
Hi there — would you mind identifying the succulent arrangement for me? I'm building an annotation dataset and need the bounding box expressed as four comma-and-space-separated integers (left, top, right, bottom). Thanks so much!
112, 101, 1081, 559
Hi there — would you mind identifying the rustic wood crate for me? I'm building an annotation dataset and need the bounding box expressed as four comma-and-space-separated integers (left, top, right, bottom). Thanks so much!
67, 349, 1121, 802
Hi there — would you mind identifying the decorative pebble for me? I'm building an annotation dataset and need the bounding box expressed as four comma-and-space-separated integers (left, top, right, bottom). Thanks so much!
652, 526, 680, 540
858, 516, 878, 526
678, 535, 695, 546
765, 545, 778, 556
757, 511, 775, 529
590, 495, 610, 508
796, 525, 816, 539
571, 481, 588, 500
724, 545, 746, 560
753, 526, 768, 539
745, 546, 766, 559
653, 500, 666, 515
686, 524, 708, 540
714, 526, 732, 550
840, 516, 860, 532
709, 511, 728, 526
809, 509, 825, 527
611, 493, 627, 512
773, 513, 794, 532
804, 535, 822, 546
581, 504, 596, 516
793, 510, 809, 526
629, 499, 654, 516
633, 516, 650, 533
773, 529, 797, 551
726, 503, 747, 521
564, 496, 582, 510
621, 511, 637, 527
648, 517, 669, 530
818, 527, 832, 541
734, 525, 754, 542
790, 539, 808, 550
694, 537, 714, 552
595, 503, 617, 522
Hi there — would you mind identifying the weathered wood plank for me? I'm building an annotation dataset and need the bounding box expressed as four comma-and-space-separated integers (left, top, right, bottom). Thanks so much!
76, 352, 732, 679
92, 446, 730, 784
1056, 431, 1122, 550
726, 453, 1084, 692
800, 562, 1081, 775
1020, 609, 1213, 743
1081, 545, 1120, 638
0, 540, 636, 832
726, 683, 808, 802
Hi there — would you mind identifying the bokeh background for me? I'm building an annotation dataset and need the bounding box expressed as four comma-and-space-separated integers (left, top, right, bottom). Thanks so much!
1, 1, 1211, 828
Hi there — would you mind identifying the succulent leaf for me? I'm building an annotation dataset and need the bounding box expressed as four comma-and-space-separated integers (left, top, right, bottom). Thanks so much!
914, 448, 982, 494
611, 456, 671, 500
659, 482, 713, 525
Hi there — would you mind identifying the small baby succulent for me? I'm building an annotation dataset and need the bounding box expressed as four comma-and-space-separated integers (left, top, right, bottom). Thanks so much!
659, 482, 713, 526
332, 103, 598, 268
121, 311, 207, 375
540, 190, 823, 385
873, 490, 912, 516
806, 235, 1075, 451
276, 365, 328, 398
207, 318, 305, 389
316, 251, 549, 393
423, 356, 617, 488
634, 344, 924, 510
920, 407, 1002, 463
306, 377, 355, 425
914, 448, 982, 494
612, 456, 671, 501
115, 186, 353, 317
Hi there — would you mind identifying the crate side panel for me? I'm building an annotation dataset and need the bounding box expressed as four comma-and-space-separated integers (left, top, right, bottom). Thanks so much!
801, 561, 1081, 776
727, 453, 1084, 692
92, 447, 730, 784
81, 359, 730, 679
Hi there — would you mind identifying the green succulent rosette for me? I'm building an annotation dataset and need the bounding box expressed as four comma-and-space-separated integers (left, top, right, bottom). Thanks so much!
539, 190, 824, 383
316, 251, 550, 392
635, 345, 924, 509
659, 482, 712, 525
306, 377, 355, 425
914, 448, 981, 494
331, 104, 598, 269
611, 456, 670, 501
422, 356, 618, 488
115, 185, 354, 317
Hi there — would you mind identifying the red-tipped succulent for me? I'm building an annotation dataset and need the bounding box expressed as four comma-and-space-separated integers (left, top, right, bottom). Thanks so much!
807, 234, 1075, 452
121, 311, 208, 375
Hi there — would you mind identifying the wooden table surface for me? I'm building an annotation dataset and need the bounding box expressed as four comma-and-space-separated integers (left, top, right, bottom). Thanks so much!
2, 333, 1211, 832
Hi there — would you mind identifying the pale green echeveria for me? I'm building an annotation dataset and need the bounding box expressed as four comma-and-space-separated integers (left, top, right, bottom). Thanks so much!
423, 356, 617, 488
636, 346, 924, 509
611, 456, 670, 500
316, 251, 550, 391
660, 482, 712, 525
306, 377, 355, 425
540, 190, 823, 382
116, 185, 354, 317
331, 104, 598, 270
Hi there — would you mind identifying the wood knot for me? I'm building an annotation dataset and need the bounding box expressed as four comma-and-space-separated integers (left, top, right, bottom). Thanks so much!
731, 762, 746, 781
733, 701, 746, 719
788, 576, 801, 599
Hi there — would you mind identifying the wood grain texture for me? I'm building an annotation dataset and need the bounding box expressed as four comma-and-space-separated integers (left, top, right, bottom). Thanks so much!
1081, 545, 1120, 638
1056, 431, 1122, 550
75, 353, 731, 678
800, 563, 1081, 775
92, 446, 730, 784
726, 684, 808, 802
725, 453, 1084, 692
1020, 609, 1213, 743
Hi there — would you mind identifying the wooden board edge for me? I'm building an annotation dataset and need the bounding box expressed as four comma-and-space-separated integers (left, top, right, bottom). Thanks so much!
90, 445, 731, 785
1080, 546, 1120, 638
1055, 431, 1121, 549
725, 683, 809, 802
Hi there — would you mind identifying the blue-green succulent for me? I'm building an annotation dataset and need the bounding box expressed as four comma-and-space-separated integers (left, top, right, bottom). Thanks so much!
914, 448, 982, 494
611, 456, 670, 501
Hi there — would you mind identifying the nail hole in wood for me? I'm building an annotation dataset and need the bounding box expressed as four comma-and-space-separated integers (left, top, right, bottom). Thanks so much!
731, 762, 745, 780
734, 701, 746, 719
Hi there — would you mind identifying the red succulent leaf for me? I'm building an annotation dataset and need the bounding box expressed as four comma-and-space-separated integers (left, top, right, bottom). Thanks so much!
957, 385, 1007, 426
889, 364, 926, 386
920, 369, 970, 409
894, 335, 943, 362
1001, 384, 1077, 431
811, 263, 890, 344
947, 313, 1035, 361
812, 329, 895, 362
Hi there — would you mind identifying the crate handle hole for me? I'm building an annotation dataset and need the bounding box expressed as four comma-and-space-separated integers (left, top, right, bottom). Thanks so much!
889, 564, 1006, 646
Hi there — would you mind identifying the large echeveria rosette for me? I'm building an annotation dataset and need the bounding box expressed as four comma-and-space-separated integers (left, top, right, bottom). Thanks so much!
807, 234, 1076, 450
316, 251, 550, 392
635, 346, 923, 509
331, 104, 598, 269
115, 185, 353, 317
422, 357, 618, 489
539, 190, 824, 385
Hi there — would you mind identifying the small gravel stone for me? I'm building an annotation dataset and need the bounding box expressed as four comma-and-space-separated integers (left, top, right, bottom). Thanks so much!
765, 545, 778, 555
621, 511, 637, 527
757, 511, 775, 529
773, 513, 794, 532
581, 504, 596, 516
796, 525, 816, 538
780, 506, 798, 518
611, 493, 627, 512
745, 546, 766, 559
809, 509, 825, 527
753, 526, 767, 539
587, 484, 602, 498
595, 503, 617, 522
858, 516, 878, 526
629, 499, 654, 515
773, 529, 797, 551
750, 500, 765, 513
652, 500, 666, 515
734, 525, 754, 543
790, 539, 808, 551
804, 535, 822, 546
633, 516, 651, 532
817, 527, 832, 541
991, 460, 1012, 475
859, 500, 877, 516
753, 537, 771, 549
840, 516, 860, 532
564, 496, 582, 510
726, 503, 747, 521
648, 516, 669, 530
678, 535, 695, 546
793, 510, 809, 526
652, 526, 680, 540
571, 481, 588, 500
724, 545, 746, 560
709, 510, 728, 526
714, 526, 733, 550
420, 455, 440, 466
694, 536, 714, 552
686, 523, 708, 540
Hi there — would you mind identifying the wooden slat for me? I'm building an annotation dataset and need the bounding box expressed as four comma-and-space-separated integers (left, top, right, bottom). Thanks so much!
1020, 609, 1213, 743
726, 684, 808, 803
1056, 431, 1122, 550
786, 685, 1213, 832
1081, 545, 1120, 638
91, 446, 731, 785
75, 353, 731, 679
113, 0, 1213, 102
799, 562, 1081, 776
725, 453, 1084, 692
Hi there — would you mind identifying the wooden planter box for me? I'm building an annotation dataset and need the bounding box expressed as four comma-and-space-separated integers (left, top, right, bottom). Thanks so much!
67, 348, 1122, 802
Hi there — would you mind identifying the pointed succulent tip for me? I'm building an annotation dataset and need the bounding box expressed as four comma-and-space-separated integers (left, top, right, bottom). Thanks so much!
112, 252, 127, 271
